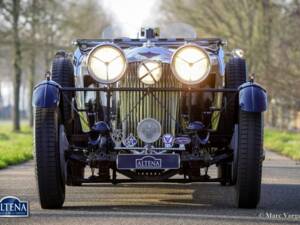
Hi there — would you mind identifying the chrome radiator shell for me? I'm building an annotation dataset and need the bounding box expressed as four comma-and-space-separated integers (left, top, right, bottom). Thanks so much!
119, 62, 181, 144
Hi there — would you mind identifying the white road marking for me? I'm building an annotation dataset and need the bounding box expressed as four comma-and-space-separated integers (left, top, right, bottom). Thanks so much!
31, 210, 292, 222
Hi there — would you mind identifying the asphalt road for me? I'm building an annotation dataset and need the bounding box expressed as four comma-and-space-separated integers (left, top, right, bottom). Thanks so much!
0, 150, 299, 225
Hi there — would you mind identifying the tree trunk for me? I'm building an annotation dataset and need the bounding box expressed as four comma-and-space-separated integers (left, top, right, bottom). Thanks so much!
12, 0, 22, 131
29, 50, 35, 127
29, 0, 37, 127
262, 0, 273, 83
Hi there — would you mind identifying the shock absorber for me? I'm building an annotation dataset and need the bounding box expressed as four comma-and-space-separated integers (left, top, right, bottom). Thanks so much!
87, 121, 113, 181
87, 99, 96, 127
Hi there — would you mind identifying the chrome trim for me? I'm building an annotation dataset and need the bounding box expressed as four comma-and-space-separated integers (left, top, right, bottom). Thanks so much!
114, 147, 185, 151
125, 46, 173, 63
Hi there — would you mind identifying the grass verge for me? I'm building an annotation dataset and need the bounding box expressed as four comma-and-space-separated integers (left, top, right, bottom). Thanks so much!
265, 128, 300, 161
0, 124, 33, 169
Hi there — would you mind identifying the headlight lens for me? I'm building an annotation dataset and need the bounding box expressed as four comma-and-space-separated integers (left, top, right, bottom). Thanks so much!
171, 44, 211, 85
137, 60, 162, 85
87, 44, 127, 83
137, 118, 161, 143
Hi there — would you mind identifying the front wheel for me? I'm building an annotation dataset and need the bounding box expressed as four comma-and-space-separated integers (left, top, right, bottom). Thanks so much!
35, 108, 65, 209
235, 110, 263, 208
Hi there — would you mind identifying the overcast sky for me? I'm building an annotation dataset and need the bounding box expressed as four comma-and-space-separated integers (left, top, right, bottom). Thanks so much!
102, 0, 160, 34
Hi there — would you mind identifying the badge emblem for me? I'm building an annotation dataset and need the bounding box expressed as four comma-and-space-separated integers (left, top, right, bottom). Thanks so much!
138, 51, 160, 58
162, 134, 174, 148
122, 133, 138, 147
174, 136, 191, 147
111, 129, 123, 147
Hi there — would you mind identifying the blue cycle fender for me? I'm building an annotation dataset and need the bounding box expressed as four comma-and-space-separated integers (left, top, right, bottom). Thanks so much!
32, 80, 61, 108
238, 82, 267, 113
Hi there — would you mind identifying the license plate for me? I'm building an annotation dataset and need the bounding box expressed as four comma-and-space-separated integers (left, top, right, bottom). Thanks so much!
117, 154, 180, 170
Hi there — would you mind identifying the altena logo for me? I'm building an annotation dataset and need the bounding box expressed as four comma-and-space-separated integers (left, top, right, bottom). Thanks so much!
0, 196, 29, 217
136, 156, 162, 169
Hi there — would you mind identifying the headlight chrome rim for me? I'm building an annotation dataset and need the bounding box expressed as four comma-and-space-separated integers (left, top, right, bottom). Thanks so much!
137, 60, 162, 85
86, 43, 127, 84
171, 44, 211, 85
137, 118, 161, 144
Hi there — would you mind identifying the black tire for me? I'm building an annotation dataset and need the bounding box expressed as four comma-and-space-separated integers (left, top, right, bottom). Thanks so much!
51, 52, 74, 134
222, 57, 247, 135
35, 108, 65, 209
217, 58, 247, 184
235, 110, 263, 208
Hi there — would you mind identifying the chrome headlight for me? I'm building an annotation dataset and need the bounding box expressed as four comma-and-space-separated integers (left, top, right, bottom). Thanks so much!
137, 118, 161, 143
171, 44, 211, 85
87, 44, 127, 83
137, 60, 162, 85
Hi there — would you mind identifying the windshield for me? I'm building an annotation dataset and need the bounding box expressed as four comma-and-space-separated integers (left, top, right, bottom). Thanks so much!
101, 22, 197, 39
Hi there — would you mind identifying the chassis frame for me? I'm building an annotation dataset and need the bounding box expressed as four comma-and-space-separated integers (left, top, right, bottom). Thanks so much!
33, 80, 267, 183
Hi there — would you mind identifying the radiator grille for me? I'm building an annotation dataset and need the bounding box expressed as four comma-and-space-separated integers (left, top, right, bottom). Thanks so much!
119, 62, 181, 146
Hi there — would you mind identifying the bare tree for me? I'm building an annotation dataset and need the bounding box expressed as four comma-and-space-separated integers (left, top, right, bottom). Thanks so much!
161, 0, 300, 129
12, 0, 22, 131
27, 0, 37, 126
0, 0, 23, 131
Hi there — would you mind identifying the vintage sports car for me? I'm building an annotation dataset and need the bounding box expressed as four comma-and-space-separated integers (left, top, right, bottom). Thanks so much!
33, 24, 267, 209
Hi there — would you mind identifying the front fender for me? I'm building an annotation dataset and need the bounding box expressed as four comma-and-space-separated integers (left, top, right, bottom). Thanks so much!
32, 80, 61, 108
238, 82, 267, 112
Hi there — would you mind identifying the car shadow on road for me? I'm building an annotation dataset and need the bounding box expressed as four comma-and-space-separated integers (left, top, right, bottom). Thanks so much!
63, 182, 300, 215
